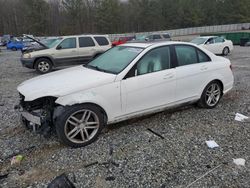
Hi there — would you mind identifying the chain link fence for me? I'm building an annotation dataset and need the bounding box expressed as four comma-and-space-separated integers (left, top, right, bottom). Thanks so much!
109, 23, 250, 41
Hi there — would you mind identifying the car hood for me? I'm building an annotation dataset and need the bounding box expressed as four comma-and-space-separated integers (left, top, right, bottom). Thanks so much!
17, 66, 117, 101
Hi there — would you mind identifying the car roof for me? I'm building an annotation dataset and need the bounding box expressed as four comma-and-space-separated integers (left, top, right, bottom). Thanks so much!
62, 34, 108, 38
121, 41, 196, 48
198, 36, 217, 39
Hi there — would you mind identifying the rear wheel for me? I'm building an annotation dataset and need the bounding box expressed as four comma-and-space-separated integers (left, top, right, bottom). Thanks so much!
198, 81, 223, 108
35, 58, 52, 74
55, 104, 105, 148
222, 47, 229, 56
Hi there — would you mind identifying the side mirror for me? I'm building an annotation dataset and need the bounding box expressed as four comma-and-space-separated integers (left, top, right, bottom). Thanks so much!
145, 37, 149, 41
56, 45, 62, 50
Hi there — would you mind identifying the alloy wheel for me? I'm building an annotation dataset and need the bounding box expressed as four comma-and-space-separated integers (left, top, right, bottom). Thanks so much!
205, 83, 221, 107
64, 109, 100, 144
38, 61, 50, 72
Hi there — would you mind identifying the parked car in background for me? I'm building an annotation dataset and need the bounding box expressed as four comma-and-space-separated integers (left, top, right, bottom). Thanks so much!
6, 38, 24, 51
1, 34, 12, 46
190, 36, 233, 56
17, 41, 234, 147
21, 35, 111, 74
112, 36, 135, 46
131, 33, 171, 43
145, 33, 171, 42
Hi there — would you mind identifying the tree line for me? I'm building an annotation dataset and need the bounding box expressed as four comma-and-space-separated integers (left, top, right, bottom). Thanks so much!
0, 0, 250, 36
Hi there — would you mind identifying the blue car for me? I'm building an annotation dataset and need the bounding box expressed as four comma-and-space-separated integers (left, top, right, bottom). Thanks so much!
6, 40, 24, 51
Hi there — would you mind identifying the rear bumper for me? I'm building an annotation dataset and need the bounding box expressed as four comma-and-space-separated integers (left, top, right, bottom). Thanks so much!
20, 58, 35, 69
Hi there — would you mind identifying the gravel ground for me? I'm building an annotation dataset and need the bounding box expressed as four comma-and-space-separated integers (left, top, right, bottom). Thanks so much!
0, 46, 250, 188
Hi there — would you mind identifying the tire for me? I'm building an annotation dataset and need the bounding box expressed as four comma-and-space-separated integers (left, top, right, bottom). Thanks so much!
55, 104, 105, 148
11, 47, 17, 51
222, 47, 230, 56
35, 58, 52, 74
198, 81, 223, 109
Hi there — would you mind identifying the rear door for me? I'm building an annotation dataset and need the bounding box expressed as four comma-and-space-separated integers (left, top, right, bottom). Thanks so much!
78, 36, 97, 64
174, 45, 213, 102
53, 37, 78, 66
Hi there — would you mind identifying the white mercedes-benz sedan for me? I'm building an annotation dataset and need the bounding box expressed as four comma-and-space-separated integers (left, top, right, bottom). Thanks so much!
191, 36, 233, 56
17, 41, 234, 147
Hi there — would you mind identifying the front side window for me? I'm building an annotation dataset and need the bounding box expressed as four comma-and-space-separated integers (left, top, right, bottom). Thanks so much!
58, 38, 76, 49
79, 37, 95, 47
153, 35, 161, 40
94, 37, 109, 46
206, 38, 214, 44
163, 34, 170, 39
86, 46, 143, 74
136, 46, 171, 75
175, 45, 198, 66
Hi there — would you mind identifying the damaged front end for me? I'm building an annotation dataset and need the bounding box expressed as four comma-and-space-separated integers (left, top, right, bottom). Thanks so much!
16, 94, 58, 137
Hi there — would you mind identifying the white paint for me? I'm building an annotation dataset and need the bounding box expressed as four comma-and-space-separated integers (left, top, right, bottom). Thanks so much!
18, 41, 234, 124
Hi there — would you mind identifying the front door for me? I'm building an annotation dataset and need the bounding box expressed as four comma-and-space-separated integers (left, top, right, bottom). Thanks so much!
54, 37, 79, 66
121, 46, 176, 115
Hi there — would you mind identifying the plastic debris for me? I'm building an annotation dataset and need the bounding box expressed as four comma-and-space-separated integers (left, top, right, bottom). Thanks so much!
233, 158, 246, 166
47, 173, 75, 188
235, 113, 249, 122
205, 140, 219, 149
10, 155, 24, 165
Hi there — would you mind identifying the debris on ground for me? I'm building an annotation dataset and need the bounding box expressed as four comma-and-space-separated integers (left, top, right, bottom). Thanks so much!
186, 164, 223, 188
147, 128, 165, 139
47, 173, 76, 188
0, 174, 9, 180
233, 158, 246, 166
10, 155, 24, 165
235, 113, 249, 122
205, 140, 219, 149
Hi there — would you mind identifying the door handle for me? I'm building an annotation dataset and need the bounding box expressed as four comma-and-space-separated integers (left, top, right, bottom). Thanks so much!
200, 66, 208, 71
163, 73, 174, 79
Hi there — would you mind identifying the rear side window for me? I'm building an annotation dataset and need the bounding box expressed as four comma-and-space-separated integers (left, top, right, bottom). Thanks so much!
163, 34, 170, 39
79, 37, 95, 47
175, 45, 198, 66
197, 49, 211, 62
94, 37, 109, 46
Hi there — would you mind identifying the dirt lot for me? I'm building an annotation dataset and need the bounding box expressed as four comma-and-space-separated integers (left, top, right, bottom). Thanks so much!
0, 46, 250, 188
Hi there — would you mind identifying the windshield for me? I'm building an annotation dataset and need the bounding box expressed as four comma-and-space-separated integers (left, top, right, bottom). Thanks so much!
47, 38, 62, 48
41, 38, 60, 48
190, 37, 207, 45
86, 46, 143, 74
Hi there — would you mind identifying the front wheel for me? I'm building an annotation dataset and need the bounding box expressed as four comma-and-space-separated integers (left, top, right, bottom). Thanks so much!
35, 58, 52, 74
55, 104, 104, 148
198, 81, 223, 109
